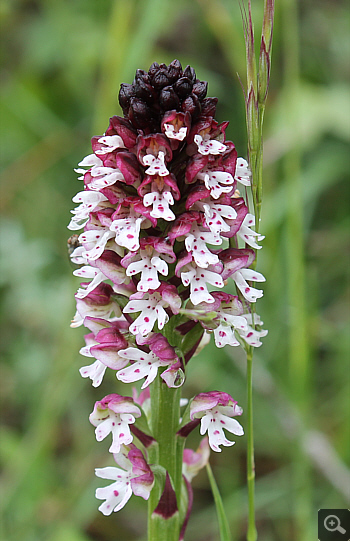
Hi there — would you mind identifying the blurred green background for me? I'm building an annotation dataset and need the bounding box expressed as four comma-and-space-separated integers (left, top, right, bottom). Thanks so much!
1, 0, 349, 540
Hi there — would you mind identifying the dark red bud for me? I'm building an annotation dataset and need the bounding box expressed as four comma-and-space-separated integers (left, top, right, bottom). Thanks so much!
119, 83, 136, 111
148, 62, 160, 78
174, 77, 192, 98
192, 80, 208, 100
200, 97, 218, 117
166, 59, 183, 82
183, 65, 196, 83
181, 94, 201, 119
129, 98, 153, 129
134, 70, 154, 102
159, 86, 180, 111
151, 69, 170, 89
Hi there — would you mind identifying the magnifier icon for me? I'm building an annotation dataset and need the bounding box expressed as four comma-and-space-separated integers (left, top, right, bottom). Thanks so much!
324, 515, 346, 534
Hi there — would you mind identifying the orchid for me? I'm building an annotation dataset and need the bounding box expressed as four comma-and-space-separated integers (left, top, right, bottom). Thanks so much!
68, 51, 272, 540
95, 444, 154, 515
190, 392, 244, 452
90, 394, 141, 453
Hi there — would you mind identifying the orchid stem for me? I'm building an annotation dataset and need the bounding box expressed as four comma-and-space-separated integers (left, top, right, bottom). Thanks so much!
148, 374, 181, 541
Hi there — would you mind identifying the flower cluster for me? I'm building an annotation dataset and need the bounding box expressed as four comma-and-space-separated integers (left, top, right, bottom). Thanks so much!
68, 60, 266, 519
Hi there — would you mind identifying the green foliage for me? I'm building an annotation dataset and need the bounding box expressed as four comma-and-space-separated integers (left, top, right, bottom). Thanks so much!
1, 1, 349, 540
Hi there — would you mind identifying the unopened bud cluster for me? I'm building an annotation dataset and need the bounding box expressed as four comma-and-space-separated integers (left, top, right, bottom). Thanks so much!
68, 60, 266, 518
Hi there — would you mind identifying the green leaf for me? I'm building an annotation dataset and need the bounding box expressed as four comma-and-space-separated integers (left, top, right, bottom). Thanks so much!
206, 463, 232, 541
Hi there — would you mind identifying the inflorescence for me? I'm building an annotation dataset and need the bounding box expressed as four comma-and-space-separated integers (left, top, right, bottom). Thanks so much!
68, 59, 267, 517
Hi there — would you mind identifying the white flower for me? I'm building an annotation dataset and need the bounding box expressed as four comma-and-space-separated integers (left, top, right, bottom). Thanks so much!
79, 360, 107, 388
202, 202, 236, 236
125, 250, 169, 293
89, 396, 141, 454
78, 228, 115, 261
199, 408, 244, 452
74, 154, 125, 190
197, 169, 235, 199
180, 264, 224, 305
190, 393, 244, 453
185, 224, 221, 268
234, 158, 251, 186
95, 445, 154, 515
73, 265, 107, 299
110, 212, 145, 252
117, 347, 172, 389
89, 165, 125, 190
236, 312, 268, 347
95, 135, 125, 155
74, 153, 103, 179
68, 191, 108, 231
231, 268, 265, 303
95, 465, 133, 515
143, 190, 175, 221
124, 292, 169, 336
164, 123, 187, 141
142, 151, 169, 176
194, 134, 226, 156
237, 213, 265, 249
213, 311, 248, 348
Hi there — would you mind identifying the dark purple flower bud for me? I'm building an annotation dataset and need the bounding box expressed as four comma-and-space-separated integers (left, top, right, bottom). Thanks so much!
181, 94, 201, 119
151, 68, 170, 89
192, 81, 208, 100
159, 86, 180, 111
166, 59, 182, 82
200, 97, 218, 117
128, 97, 153, 129
148, 61, 160, 78
174, 77, 192, 98
119, 83, 136, 112
134, 69, 154, 103
183, 65, 196, 83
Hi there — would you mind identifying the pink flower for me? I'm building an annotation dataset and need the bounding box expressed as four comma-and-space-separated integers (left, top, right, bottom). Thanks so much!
90, 394, 141, 454
190, 392, 244, 452
117, 334, 179, 389
95, 444, 154, 515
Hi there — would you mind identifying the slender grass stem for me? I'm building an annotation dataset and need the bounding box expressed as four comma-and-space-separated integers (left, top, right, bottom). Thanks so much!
246, 347, 257, 541
242, 3, 275, 537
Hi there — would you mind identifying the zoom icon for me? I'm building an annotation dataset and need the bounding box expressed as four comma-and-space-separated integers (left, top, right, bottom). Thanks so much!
318, 509, 350, 540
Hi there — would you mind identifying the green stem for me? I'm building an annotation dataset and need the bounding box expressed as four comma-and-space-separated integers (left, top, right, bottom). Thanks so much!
148, 374, 181, 541
246, 348, 257, 541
